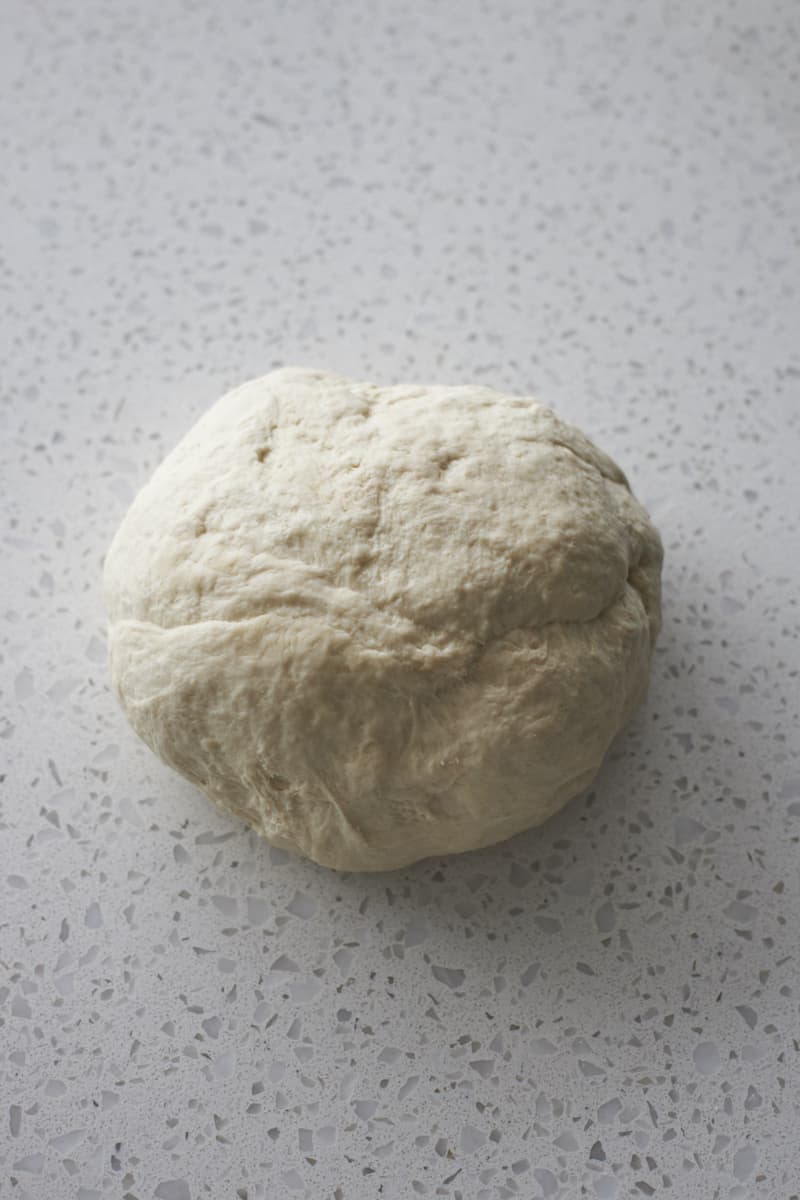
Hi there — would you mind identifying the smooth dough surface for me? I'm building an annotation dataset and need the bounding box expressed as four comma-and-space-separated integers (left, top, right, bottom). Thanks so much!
104, 368, 663, 871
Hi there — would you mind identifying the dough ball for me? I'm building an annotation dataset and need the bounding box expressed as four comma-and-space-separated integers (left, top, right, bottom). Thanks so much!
104, 369, 663, 871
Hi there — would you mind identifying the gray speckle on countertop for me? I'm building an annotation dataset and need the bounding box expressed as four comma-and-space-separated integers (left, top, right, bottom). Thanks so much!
2, 1, 799, 1197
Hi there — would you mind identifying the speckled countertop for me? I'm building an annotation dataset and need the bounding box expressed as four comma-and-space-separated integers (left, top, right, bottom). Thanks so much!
2, 1, 799, 1197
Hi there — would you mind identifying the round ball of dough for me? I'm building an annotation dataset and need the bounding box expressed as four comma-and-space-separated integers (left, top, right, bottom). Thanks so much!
104, 368, 662, 871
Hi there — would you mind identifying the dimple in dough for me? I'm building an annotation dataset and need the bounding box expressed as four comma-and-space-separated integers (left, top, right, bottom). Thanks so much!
104, 368, 663, 871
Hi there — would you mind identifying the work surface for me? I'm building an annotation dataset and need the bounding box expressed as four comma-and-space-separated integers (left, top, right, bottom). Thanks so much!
2, 1, 799, 1197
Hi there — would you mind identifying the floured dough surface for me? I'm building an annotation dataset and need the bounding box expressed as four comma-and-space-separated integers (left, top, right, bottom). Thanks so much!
104, 368, 663, 870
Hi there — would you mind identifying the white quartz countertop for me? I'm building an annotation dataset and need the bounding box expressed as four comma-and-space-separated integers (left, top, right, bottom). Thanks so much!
2, 1, 799, 1197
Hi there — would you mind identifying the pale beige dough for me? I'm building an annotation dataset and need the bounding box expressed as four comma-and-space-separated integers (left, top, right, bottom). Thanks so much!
104, 368, 663, 871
